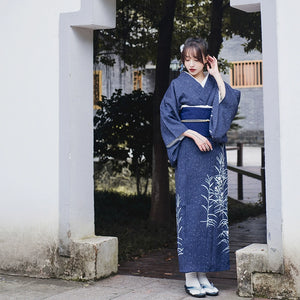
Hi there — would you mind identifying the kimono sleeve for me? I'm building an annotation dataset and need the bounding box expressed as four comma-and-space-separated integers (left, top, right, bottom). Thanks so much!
160, 81, 188, 167
209, 82, 241, 143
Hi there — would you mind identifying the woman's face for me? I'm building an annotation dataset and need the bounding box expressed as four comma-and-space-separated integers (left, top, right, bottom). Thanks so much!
184, 49, 207, 78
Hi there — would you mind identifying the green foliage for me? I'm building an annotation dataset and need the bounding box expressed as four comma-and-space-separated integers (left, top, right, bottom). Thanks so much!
94, 89, 153, 195
230, 110, 244, 131
94, 0, 261, 70
94, 0, 163, 69
223, 7, 262, 53
172, 0, 211, 57
228, 197, 265, 223
94, 191, 176, 262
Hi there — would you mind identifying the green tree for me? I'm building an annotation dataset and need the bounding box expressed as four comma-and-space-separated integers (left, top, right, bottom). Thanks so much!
94, 1, 261, 69
94, 89, 153, 195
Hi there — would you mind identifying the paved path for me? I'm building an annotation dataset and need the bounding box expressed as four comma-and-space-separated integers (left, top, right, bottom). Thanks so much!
0, 274, 250, 300
0, 272, 261, 300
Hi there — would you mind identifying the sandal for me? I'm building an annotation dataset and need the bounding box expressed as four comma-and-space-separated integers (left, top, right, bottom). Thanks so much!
201, 282, 219, 296
184, 285, 206, 298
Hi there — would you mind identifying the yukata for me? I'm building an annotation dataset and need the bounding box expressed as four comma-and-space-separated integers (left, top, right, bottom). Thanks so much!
160, 72, 240, 273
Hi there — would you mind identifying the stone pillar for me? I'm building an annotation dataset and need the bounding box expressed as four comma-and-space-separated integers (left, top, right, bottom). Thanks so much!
231, 0, 300, 298
0, 0, 118, 280
58, 0, 118, 279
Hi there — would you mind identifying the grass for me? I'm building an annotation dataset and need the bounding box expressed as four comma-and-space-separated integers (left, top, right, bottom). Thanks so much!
94, 191, 265, 263
228, 196, 265, 223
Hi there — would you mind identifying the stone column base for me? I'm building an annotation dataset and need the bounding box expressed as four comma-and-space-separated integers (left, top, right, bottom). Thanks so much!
236, 243, 298, 299
236, 243, 269, 297
58, 236, 118, 280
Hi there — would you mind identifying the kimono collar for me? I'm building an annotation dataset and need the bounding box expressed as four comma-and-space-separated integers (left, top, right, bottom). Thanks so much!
184, 71, 209, 88
179, 72, 216, 102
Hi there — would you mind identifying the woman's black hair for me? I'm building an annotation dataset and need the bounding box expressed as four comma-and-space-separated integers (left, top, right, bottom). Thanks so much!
181, 37, 208, 65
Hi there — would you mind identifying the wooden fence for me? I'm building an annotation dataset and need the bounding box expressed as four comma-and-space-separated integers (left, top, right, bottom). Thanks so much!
226, 143, 266, 205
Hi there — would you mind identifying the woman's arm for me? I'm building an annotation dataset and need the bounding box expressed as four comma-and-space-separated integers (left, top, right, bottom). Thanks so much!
207, 56, 226, 100
182, 129, 213, 152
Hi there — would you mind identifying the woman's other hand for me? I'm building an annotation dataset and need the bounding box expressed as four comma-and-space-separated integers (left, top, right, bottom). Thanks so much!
182, 129, 213, 152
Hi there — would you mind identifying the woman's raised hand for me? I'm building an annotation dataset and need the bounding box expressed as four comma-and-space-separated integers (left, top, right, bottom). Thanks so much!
206, 55, 219, 77
207, 55, 226, 99
183, 129, 213, 152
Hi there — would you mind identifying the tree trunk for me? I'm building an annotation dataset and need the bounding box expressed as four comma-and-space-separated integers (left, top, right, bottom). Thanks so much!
133, 157, 141, 195
136, 170, 141, 196
208, 0, 224, 58
143, 177, 149, 196
149, 0, 177, 226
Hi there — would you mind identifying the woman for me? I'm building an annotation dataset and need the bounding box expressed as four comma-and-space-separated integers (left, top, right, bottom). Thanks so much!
160, 37, 240, 297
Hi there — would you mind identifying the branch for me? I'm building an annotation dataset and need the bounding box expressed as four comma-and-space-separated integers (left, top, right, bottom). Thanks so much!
222, 2, 230, 11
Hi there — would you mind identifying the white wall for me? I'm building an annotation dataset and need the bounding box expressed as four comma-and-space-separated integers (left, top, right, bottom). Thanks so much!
231, 0, 300, 295
259, 0, 284, 273
0, 0, 79, 273
0, 0, 116, 276
275, 0, 300, 290
261, 0, 300, 281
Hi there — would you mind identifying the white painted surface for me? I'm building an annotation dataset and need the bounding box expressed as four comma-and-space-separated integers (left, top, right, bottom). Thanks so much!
232, 0, 300, 294
260, 0, 284, 273
276, 0, 300, 290
0, 0, 80, 270
230, 0, 261, 12
0, 0, 116, 275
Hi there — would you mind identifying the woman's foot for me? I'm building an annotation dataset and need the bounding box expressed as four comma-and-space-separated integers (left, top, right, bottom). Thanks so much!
184, 285, 206, 298
201, 282, 219, 296
197, 272, 219, 296
185, 272, 206, 297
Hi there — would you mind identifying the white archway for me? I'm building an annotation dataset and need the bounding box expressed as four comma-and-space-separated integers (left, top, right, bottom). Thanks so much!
231, 0, 300, 297
58, 0, 118, 279
0, 0, 117, 280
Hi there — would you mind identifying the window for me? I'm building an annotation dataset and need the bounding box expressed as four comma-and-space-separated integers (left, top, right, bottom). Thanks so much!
230, 60, 263, 88
133, 71, 142, 90
93, 70, 102, 109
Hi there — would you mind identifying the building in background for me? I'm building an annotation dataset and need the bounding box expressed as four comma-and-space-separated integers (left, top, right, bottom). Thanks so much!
220, 35, 263, 145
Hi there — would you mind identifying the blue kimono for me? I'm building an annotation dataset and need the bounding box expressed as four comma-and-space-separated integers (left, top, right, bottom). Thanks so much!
160, 72, 240, 273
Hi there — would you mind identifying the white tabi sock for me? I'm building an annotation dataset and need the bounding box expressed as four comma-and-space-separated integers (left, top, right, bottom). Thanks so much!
185, 272, 201, 288
197, 272, 211, 286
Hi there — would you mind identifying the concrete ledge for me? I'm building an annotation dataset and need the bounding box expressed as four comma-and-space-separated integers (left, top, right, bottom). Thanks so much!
236, 243, 268, 296
59, 236, 118, 280
0, 235, 118, 281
